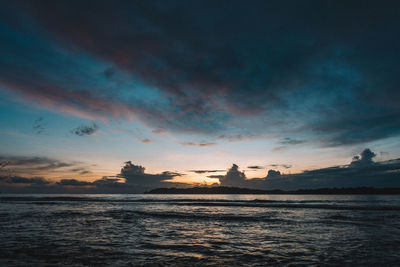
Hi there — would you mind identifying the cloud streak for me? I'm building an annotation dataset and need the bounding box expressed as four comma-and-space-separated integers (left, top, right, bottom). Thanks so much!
247, 166, 263, 170
190, 169, 225, 174
279, 138, 304, 145
0, 155, 92, 178
1, 176, 49, 185
180, 142, 217, 147
268, 164, 292, 169
0, 156, 73, 170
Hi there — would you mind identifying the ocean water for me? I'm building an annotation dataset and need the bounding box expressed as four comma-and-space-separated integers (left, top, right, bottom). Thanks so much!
0, 194, 400, 266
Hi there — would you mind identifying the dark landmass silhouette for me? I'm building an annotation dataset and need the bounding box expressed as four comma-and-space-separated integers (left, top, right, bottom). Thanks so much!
145, 186, 400, 195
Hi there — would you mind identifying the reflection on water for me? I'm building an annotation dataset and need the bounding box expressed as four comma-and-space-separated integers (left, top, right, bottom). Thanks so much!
0, 194, 399, 266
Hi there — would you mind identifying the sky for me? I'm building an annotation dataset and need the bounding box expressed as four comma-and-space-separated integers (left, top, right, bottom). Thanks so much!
0, 0, 400, 193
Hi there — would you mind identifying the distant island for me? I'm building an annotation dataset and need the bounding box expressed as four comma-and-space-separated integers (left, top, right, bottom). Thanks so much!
145, 186, 400, 195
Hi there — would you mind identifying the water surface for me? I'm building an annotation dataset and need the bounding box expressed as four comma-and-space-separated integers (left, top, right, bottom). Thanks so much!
1, 194, 399, 266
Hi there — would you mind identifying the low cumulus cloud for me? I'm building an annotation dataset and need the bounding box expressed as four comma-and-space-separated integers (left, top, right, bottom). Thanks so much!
350, 148, 376, 167
2, 149, 399, 193
263, 157, 400, 190
216, 149, 400, 190
218, 164, 249, 187
0, 160, 184, 193
71, 122, 98, 136
118, 161, 182, 189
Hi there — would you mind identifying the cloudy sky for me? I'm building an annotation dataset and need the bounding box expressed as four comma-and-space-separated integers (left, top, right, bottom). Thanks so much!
1, 0, 399, 193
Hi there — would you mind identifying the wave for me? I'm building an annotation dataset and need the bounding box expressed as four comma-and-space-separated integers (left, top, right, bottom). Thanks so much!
0, 196, 394, 203
1, 196, 400, 210
168, 202, 400, 210
96, 210, 283, 222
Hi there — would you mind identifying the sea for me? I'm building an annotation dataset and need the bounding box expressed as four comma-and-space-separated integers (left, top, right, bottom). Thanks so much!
0, 194, 400, 266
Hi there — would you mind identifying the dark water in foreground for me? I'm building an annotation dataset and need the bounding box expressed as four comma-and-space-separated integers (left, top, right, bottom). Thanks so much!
1, 194, 400, 266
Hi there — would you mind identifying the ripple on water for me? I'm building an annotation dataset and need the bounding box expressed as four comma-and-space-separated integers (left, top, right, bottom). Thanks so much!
0, 194, 400, 266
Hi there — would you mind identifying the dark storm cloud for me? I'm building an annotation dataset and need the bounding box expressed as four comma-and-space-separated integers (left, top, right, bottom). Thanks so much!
313, 114, 400, 146
0, 1, 399, 145
71, 123, 98, 136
